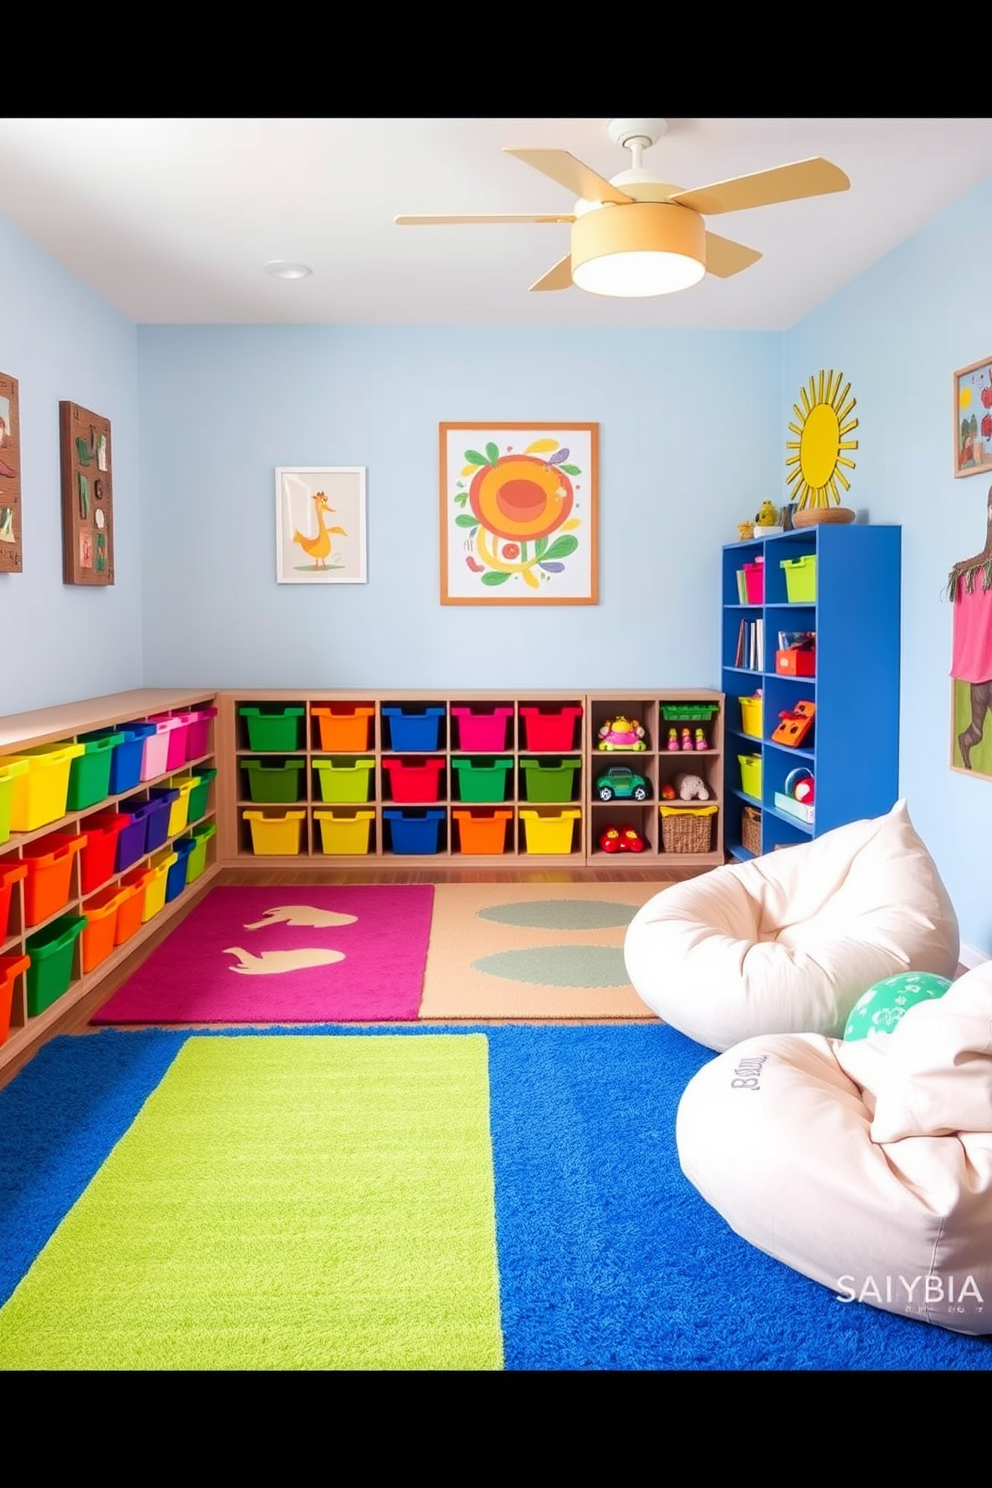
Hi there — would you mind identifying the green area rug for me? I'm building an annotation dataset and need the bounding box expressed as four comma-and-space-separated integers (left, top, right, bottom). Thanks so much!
0, 1035, 502, 1370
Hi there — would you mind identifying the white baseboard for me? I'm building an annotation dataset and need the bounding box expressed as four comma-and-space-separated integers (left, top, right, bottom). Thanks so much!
959, 942, 989, 970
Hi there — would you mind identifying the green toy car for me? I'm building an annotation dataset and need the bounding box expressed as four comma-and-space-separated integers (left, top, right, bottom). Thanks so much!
595, 767, 650, 802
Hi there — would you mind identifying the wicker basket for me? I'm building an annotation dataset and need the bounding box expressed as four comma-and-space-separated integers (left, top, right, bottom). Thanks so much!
741, 805, 762, 857
660, 806, 715, 855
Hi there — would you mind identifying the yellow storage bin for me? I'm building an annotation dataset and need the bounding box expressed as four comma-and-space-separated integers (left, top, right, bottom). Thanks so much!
244, 809, 306, 857
166, 777, 195, 837
7, 744, 85, 832
519, 808, 581, 855
314, 809, 375, 856
739, 695, 762, 739
0, 758, 29, 844
738, 753, 762, 799
141, 849, 178, 922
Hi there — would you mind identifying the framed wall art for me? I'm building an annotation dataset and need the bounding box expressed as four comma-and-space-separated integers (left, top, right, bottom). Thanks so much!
954, 357, 992, 478
60, 401, 114, 585
439, 421, 598, 605
275, 466, 367, 584
0, 372, 22, 574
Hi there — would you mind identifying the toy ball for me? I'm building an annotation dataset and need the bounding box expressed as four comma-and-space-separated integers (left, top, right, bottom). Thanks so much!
843, 971, 953, 1042
794, 776, 815, 805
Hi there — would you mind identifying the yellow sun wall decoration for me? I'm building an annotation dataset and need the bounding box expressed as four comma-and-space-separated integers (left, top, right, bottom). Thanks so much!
786, 370, 859, 509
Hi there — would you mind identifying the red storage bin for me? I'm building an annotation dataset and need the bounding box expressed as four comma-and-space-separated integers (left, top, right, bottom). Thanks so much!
0, 860, 27, 942
519, 705, 583, 751
0, 954, 29, 1046
382, 757, 445, 803
22, 832, 86, 928
79, 812, 128, 894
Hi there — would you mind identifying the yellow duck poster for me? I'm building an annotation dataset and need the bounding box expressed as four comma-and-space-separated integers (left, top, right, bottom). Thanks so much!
275, 466, 367, 584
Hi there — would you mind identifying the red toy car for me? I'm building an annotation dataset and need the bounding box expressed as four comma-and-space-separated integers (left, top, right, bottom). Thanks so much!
599, 824, 645, 854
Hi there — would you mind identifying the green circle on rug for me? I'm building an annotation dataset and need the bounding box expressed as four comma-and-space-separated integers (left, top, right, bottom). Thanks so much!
471, 945, 630, 987
476, 899, 637, 931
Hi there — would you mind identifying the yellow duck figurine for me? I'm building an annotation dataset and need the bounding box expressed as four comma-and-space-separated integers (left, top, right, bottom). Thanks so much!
293, 491, 346, 570
755, 500, 780, 527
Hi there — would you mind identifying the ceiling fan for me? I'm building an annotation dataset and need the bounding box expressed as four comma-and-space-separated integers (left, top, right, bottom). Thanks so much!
395, 118, 850, 299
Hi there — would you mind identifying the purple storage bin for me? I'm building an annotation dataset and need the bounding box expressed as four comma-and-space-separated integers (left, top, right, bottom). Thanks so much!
109, 810, 148, 874
145, 789, 179, 852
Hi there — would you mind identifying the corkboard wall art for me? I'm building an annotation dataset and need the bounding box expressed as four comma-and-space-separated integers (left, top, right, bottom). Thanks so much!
60, 401, 114, 585
0, 372, 22, 574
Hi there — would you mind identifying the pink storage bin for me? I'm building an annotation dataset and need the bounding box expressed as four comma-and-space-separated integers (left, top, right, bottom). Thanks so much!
146, 713, 190, 772
743, 560, 764, 605
181, 707, 217, 762
451, 707, 513, 752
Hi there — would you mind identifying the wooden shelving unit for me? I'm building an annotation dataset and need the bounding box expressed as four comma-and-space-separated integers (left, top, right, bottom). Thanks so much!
217, 689, 724, 870
0, 689, 220, 1075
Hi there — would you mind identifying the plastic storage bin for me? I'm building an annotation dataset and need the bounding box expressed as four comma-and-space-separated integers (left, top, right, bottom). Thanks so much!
185, 822, 216, 882
165, 777, 195, 836
739, 696, 763, 738
85, 807, 145, 875
0, 759, 29, 844
314, 809, 375, 855
519, 808, 581, 854
382, 757, 445, 803
179, 706, 217, 761
520, 758, 581, 802
244, 809, 306, 856
185, 768, 216, 823
240, 758, 307, 804
141, 850, 177, 921
451, 758, 512, 803
138, 720, 176, 782
451, 706, 513, 751
0, 859, 27, 941
25, 914, 85, 1016
311, 705, 373, 753
114, 876, 148, 945
22, 831, 86, 927
383, 809, 444, 855
743, 559, 764, 604
66, 732, 123, 812
81, 886, 126, 974
519, 705, 582, 752
239, 705, 306, 753
145, 789, 179, 852
781, 553, 817, 603
165, 837, 195, 903
81, 726, 146, 796
7, 744, 85, 831
146, 713, 192, 772
453, 808, 511, 855
0, 953, 29, 1046
313, 758, 375, 804
738, 754, 762, 798
382, 706, 444, 751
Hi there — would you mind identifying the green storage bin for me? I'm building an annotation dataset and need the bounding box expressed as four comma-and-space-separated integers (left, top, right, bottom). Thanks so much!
520, 757, 581, 802
187, 767, 217, 822
238, 706, 305, 752
186, 822, 217, 883
313, 757, 375, 803
0, 759, 30, 845
25, 914, 86, 1017
451, 757, 513, 803
66, 732, 124, 811
241, 758, 306, 803
780, 553, 817, 603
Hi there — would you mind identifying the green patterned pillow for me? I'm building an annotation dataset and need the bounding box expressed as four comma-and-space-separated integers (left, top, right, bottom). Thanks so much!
843, 971, 953, 1042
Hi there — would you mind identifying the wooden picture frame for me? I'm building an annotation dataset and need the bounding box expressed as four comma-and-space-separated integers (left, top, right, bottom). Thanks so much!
0, 372, 22, 574
60, 402, 114, 585
440, 421, 598, 605
954, 357, 992, 478
275, 466, 367, 584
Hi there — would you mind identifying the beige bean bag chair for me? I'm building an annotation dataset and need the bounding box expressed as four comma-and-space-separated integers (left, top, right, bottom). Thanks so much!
623, 801, 959, 1051
676, 962, 992, 1335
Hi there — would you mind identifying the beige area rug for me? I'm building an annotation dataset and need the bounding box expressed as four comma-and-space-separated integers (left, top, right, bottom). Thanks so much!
419, 882, 668, 1020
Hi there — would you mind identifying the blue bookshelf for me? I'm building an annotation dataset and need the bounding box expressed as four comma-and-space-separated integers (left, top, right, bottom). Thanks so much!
721, 524, 901, 860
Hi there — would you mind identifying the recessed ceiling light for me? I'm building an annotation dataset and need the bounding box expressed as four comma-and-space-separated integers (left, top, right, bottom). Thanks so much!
263, 260, 312, 280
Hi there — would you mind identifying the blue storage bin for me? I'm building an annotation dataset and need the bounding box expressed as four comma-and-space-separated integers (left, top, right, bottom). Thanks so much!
381, 707, 445, 751
81, 724, 152, 796
164, 836, 195, 903
383, 808, 445, 855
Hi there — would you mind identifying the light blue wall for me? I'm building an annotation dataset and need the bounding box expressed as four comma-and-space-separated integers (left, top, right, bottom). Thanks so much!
0, 215, 142, 714
785, 173, 992, 958
136, 325, 780, 690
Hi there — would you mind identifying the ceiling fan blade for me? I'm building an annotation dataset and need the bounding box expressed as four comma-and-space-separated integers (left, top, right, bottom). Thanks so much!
504, 148, 632, 205
529, 254, 573, 293
704, 231, 762, 278
669, 158, 850, 217
394, 213, 574, 225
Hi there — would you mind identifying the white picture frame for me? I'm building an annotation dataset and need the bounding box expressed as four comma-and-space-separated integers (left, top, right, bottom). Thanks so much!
275, 466, 367, 584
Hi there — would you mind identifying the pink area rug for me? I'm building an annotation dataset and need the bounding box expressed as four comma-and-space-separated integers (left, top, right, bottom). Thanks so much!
92, 886, 435, 1025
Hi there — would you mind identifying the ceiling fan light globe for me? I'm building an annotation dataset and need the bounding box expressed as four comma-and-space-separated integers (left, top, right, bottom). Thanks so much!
572, 251, 704, 297
570, 200, 706, 298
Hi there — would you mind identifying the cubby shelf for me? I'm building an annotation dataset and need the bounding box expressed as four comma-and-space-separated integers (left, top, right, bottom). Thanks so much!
217, 690, 725, 869
721, 524, 901, 860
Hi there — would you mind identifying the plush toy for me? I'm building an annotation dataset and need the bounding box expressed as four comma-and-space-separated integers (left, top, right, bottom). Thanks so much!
599, 824, 645, 854
673, 771, 710, 802
794, 775, 815, 806
661, 782, 677, 801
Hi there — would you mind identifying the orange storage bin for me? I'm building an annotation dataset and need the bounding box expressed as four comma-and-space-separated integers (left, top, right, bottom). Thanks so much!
22, 831, 86, 928
0, 954, 29, 1046
115, 875, 150, 945
453, 809, 511, 855
313, 705, 374, 752
0, 859, 27, 941
81, 886, 126, 974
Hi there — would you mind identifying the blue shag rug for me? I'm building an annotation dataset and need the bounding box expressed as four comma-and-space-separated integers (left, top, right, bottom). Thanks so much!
2, 1023, 990, 1371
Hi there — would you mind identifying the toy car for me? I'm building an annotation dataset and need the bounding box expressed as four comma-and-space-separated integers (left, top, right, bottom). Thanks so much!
595, 767, 650, 802
599, 824, 645, 854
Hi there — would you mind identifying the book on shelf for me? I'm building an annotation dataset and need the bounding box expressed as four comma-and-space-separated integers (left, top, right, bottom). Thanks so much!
777, 629, 815, 650
736, 569, 748, 603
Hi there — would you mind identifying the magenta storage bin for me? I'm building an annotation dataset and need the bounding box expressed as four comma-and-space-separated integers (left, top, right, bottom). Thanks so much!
451, 707, 513, 752
743, 560, 764, 604
181, 707, 217, 761
146, 714, 190, 772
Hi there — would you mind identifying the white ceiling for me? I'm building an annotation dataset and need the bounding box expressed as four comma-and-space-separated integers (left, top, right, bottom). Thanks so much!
1, 118, 991, 331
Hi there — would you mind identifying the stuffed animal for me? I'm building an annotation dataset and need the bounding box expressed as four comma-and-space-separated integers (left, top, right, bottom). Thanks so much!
673, 771, 710, 802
